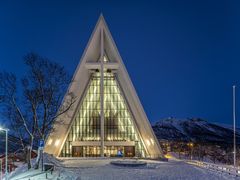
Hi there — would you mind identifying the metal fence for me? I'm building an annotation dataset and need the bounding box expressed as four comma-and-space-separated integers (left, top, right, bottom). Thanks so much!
186, 160, 240, 177
13, 167, 54, 180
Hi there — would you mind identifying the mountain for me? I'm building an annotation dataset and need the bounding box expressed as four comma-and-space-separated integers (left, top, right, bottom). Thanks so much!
152, 118, 240, 144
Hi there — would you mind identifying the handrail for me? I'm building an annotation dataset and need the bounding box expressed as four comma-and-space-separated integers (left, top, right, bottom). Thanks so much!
186, 160, 240, 177
13, 166, 54, 180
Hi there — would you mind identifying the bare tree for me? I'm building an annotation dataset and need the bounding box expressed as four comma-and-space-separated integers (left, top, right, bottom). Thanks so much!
0, 53, 75, 169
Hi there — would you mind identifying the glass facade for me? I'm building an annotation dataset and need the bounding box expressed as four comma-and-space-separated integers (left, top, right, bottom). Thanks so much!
60, 71, 148, 157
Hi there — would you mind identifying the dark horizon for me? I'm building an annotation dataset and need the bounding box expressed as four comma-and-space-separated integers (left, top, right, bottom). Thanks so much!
0, 0, 239, 126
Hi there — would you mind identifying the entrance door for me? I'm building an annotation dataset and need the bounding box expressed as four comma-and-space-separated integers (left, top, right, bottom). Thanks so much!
72, 146, 83, 157
124, 146, 135, 157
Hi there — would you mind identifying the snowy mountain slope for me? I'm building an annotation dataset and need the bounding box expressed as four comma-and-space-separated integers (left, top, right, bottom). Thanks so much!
152, 118, 240, 144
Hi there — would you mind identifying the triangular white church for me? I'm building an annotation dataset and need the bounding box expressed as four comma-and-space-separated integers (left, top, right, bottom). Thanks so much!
44, 15, 163, 158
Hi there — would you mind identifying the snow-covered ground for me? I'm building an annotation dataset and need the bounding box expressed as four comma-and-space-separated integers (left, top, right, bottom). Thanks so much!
8, 156, 238, 180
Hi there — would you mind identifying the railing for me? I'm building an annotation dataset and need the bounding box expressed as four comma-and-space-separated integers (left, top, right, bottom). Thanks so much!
13, 166, 54, 180
186, 160, 240, 177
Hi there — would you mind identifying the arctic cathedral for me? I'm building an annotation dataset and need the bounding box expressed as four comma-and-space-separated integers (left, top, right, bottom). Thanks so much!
44, 15, 163, 158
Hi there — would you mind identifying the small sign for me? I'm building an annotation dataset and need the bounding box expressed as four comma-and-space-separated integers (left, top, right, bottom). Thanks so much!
39, 139, 44, 148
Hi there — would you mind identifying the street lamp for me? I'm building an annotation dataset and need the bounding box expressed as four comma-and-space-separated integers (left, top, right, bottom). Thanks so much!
188, 142, 194, 160
0, 158, 2, 180
233, 85, 236, 168
0, 127, 8, 180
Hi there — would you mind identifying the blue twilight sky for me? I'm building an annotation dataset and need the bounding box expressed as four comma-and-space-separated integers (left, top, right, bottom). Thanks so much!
0, 0, 239, 125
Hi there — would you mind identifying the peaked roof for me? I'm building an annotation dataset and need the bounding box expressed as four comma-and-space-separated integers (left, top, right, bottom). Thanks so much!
44, 15, 163, 158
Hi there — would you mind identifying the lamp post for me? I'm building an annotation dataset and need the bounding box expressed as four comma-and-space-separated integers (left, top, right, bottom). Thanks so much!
0, 158, 2, 180
0, 128, 8, 180
188, 142, 194, 160
233, 85, 236, 168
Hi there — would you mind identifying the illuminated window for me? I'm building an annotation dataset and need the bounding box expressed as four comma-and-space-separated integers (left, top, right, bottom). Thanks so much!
60, 72, 148, 157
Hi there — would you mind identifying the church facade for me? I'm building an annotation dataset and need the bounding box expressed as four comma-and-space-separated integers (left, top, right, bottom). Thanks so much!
44, 15, 163, 158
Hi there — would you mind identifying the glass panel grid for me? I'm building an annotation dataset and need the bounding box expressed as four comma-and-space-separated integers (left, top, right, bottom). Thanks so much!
60, 72, 148, 157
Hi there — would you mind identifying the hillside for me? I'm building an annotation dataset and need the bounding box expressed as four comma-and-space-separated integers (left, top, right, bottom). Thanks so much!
152, 118, 239, 144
